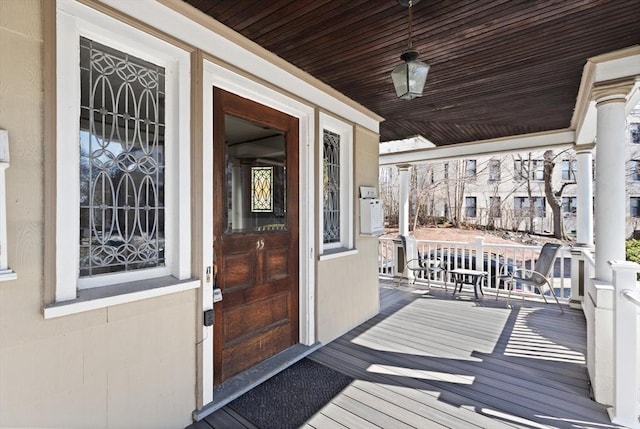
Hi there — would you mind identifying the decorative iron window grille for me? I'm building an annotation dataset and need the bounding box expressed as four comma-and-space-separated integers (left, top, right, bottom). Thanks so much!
78, 37, 166, 277
323, 129, 340, 244
251, 166, 273, 212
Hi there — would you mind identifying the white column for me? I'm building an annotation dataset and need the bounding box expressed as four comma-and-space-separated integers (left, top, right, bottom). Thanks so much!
398, 164, 411, 236
570, 143, 595, 307
575, 143, 595, 247
593, 81, 634, 282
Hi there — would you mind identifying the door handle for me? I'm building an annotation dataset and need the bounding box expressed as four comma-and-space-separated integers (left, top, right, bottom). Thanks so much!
256, 239, 265, 250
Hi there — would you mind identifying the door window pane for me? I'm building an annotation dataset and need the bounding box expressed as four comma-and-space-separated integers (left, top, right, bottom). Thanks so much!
225, 115, 286, 233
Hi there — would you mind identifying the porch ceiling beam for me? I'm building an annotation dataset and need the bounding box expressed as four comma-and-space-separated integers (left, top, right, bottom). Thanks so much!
379, 129, 575, 166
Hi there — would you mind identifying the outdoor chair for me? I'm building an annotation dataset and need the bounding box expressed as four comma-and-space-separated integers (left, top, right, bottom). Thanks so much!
497, 242, 564, 314
398, 235, 447, 290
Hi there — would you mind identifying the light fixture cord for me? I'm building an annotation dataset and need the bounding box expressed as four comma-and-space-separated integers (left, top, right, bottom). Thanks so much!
407, 0, 413, 50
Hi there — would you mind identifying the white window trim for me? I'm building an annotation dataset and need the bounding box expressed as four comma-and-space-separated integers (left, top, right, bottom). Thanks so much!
319, 112, 354, 257
0, 130, 17, 282
202, 60, 317, 401
46, 0, 192, 314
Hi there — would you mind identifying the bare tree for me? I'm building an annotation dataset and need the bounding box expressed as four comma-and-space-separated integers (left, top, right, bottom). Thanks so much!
379, 166, 399, 226
543, 149, 575, 239
513, 153, 537, 233
410, 164, 438, 230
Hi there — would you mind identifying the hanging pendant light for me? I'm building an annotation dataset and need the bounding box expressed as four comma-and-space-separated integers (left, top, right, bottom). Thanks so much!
391, 0, 430, 100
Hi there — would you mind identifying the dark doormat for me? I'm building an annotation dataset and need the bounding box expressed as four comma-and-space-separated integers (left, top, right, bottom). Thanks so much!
227, 358, 353, 429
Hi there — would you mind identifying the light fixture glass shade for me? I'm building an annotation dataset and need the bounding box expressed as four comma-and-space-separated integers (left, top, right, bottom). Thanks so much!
391, 50, 430, 100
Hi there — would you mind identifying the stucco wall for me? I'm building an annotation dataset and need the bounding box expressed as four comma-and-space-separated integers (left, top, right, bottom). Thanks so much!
316, 125, 381, 344
0, 1, 197, 427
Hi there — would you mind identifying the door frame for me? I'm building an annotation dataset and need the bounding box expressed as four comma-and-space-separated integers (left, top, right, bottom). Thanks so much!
199, 59, 316, 406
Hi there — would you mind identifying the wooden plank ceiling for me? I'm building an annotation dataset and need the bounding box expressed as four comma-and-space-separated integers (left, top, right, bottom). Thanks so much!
184, 0, 639, 145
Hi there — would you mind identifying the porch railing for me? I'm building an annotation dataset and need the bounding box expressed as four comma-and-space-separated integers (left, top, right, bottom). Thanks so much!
379, 236, 571, 300
608, 261, 640, 428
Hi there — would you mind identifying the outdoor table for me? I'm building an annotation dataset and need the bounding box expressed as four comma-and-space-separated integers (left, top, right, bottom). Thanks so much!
450, 268, 488, 300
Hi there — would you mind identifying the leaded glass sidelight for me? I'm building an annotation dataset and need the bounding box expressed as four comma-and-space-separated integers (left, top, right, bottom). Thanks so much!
323, 129, 340, 244
251, 167, 273, 212
79, 37, 166, 277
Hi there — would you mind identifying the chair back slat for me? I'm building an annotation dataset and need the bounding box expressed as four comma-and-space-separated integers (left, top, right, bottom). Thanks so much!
401, 235, 420, 268
533, 243, 561, 279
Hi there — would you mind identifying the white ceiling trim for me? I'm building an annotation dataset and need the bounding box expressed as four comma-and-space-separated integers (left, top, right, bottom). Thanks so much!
379, 130, 575, 166
572, 46, 640, 145
99, 0, 381, 134
379, 135, 436, 154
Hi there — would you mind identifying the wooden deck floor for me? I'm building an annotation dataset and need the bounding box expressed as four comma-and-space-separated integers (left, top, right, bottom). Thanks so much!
196, 280, 619, 429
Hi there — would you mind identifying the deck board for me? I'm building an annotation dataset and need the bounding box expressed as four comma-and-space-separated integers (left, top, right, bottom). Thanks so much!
308, 401, 379, 429
195, 280, 619, 429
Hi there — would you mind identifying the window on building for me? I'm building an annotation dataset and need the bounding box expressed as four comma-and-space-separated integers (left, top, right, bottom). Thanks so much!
631, 197, 640, 217
466, 159, 477, 179
489, 196, 501, 218
489, 159, 501, 181
533, 160, 544, 181
79, 37, 167, 278
48, 4, 193, 311
319, 113, 353, 255
514, 196, 546, 217
630, 160, 640, 181
323, 129, 341, 245
561, 159, 577, 181
562, 197, 577, 214
630, 123, 640, 144
515, 159, 544, 181
465, 196, 477, 218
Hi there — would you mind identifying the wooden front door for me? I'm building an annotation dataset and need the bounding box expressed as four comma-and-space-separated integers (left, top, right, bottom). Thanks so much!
213, 88, 299, 385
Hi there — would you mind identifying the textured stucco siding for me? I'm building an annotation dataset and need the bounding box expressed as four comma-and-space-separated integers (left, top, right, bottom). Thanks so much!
0, 1, 197, 427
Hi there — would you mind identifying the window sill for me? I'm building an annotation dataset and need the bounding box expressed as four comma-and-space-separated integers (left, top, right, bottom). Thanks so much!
0, 269, 17, 282
319, 248, 358, 261
43, 276, 200, 319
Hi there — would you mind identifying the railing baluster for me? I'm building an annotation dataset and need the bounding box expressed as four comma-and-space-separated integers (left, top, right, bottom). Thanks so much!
378, 237, 570, 301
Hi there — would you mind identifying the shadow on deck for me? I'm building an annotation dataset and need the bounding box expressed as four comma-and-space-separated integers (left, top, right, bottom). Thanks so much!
191, 279, 620, 429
